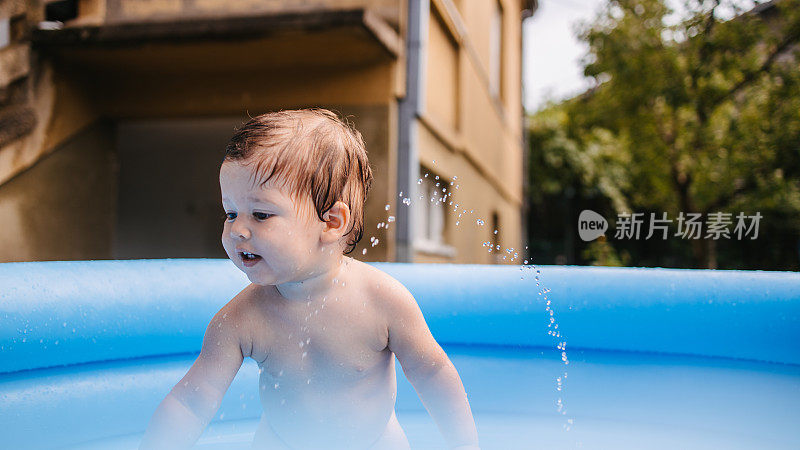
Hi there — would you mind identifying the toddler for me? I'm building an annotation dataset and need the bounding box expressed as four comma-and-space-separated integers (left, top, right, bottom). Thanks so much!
140, 109, 479, 449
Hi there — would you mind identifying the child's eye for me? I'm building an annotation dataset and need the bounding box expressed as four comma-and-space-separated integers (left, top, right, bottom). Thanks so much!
225, 212, 237, 221
253, 212, 271, 220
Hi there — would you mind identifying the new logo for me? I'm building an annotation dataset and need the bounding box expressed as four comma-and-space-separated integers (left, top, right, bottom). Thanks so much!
578, 210, 608, 242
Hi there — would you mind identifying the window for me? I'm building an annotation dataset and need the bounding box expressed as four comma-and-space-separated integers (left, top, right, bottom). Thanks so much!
491, 211, 502, 264
426, 7, 459, 131
413, 168, 455, 256
0, 18, 9, 49
489, 0, 504, 100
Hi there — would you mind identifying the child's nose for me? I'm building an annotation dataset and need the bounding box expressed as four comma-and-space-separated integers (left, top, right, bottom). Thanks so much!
230, 221, 251, 240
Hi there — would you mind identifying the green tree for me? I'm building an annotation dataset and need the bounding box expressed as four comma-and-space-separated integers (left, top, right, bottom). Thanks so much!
529, 0, 800, 269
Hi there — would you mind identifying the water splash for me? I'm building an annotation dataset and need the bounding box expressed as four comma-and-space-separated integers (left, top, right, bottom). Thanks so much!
374, 170, 573, 430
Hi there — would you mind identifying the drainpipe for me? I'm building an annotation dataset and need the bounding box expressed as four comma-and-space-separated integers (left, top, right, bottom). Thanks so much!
396, 0, 429, 262
521, 2, 537, 261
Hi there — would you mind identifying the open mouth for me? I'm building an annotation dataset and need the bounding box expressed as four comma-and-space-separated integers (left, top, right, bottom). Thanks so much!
238, 250, 262, 267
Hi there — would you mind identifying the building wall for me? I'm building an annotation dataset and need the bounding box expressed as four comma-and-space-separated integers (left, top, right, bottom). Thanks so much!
0, 0, 528, 265
412, 0, 526, 264
0, 120, 117, 262
86, 0, 402, 30
0, 1, 400, 262
110, 105, 395, 262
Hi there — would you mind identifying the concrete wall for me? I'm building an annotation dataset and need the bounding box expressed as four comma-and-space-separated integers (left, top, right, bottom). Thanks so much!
0, 120, 117, 262
113, 117, 235, 259
111, 104, 395, 262
412, 0, 526, 264
0, 0, 528, 265
0, 104, 395, 263
0, 1, 400, 262
95, 0, 401, 30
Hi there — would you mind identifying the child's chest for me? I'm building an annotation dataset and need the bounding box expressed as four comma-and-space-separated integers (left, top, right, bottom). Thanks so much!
251, 295, 390, 384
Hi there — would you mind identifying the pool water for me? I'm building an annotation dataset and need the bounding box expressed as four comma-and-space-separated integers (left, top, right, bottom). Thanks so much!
17, 345, 797, 449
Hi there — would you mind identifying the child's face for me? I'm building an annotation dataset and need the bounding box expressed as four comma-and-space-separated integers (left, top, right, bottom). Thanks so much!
220, 161, 324, 286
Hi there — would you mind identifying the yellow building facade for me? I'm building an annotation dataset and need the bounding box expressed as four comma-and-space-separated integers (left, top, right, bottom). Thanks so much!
0, 0, 535, 263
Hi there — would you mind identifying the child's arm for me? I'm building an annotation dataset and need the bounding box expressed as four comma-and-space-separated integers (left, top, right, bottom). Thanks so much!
139, 303, 247, 449
381, 280, 480, 450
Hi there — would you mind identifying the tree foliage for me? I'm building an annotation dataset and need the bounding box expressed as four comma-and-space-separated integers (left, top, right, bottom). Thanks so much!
527, 0, 800, 269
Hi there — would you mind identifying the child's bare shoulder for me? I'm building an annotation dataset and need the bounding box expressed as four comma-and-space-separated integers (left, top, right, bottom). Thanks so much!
214, 283, 261, 321
351, 262, 437, 360
208, 283, 273, 359
349, 260, 417, 312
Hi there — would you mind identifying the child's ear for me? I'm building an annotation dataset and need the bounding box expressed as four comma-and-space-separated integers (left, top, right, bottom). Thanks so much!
321, 201, 351, 243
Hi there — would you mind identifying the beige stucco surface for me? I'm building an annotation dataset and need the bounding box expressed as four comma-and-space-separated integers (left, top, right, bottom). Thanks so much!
0, 121, 117, 262
415, 0, 525, 263
0, 0, 529, 264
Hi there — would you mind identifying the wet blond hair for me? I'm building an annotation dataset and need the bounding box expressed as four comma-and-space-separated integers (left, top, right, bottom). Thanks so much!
223, 109, 373, 254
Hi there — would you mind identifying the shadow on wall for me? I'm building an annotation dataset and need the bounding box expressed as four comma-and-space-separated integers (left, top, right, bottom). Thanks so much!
113, 117, 240, 260
0, 121, 117, 262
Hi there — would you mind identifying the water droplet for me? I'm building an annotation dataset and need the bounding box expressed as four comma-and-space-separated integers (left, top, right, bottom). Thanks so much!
385, 204, 390, 211
387, 216, 395, 222
477, 219, 484, 226
362, 249, 367, 255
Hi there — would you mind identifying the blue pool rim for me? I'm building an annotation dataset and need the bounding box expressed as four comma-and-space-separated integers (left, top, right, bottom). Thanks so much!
1, 259, 798, 374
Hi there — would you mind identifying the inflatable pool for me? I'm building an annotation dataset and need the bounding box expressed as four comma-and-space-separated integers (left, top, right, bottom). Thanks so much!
1, 260, 799, 449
